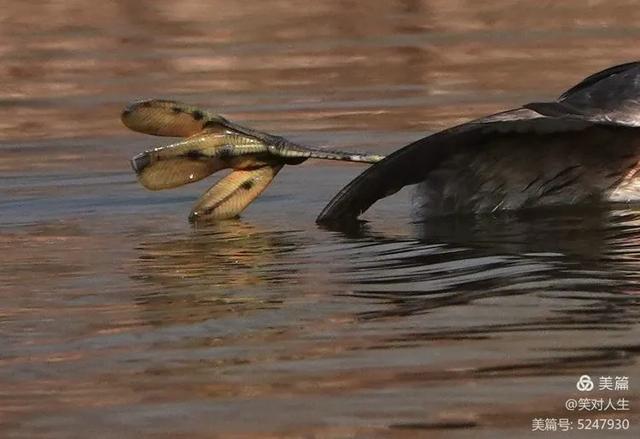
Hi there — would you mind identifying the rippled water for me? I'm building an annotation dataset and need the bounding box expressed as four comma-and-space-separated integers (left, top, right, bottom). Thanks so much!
2, 1, 640, 437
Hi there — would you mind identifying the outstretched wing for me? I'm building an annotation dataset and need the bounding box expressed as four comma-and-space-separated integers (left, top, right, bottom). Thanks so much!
317, 61, 640, 224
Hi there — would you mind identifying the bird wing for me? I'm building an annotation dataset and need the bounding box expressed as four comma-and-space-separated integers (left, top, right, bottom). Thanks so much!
316, 108, 594, 223
530, 61, 640, 127
317, 62, 640, 224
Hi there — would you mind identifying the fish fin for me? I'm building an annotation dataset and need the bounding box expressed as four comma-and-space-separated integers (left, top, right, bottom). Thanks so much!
122, 99, 228, 137
133, 156, 222, 190
131, 133, 234, 190
189, 165, 283, 221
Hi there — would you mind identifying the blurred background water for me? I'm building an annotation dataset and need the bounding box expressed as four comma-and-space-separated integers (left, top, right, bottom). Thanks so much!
1, 1, 639, 437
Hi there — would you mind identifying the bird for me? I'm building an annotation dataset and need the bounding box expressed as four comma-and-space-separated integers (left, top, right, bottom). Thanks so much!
124, 61, 640, 225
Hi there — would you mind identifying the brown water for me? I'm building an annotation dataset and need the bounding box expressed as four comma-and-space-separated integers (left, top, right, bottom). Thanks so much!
1, 1, 640, 437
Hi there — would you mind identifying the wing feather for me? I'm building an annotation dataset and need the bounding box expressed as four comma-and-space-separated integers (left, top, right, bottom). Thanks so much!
318, 61, 640, 224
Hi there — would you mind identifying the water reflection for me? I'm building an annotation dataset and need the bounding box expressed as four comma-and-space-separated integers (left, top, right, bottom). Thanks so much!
135, 221, 304, 286
4, 0, 640, 436
343, 209, 640, 319
132, 221, 310, 326
324, 210, 640, 412
3, 188, 630, 436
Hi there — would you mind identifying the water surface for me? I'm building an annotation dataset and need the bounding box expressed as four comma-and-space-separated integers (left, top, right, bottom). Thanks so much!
1, 1, 639, 437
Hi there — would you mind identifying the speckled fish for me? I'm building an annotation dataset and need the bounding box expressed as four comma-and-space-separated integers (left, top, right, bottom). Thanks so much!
122, 99, 384, 221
